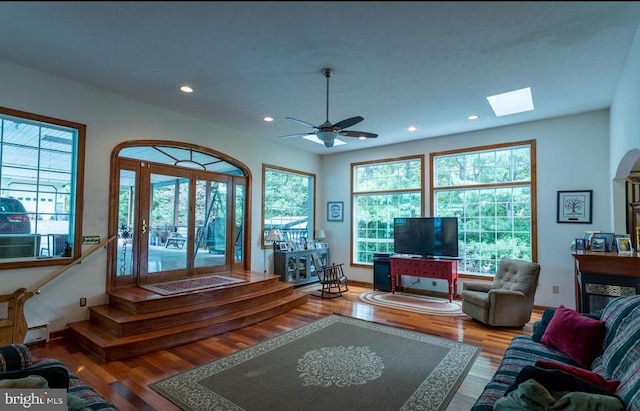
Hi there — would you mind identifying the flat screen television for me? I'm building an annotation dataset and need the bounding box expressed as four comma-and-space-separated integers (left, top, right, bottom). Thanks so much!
393, 217, 459, 258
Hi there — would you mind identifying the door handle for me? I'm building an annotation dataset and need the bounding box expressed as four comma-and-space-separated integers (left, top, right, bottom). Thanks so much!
142, 220, 147, 234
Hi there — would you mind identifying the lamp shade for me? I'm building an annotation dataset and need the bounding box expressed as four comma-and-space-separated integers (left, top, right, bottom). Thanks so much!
265, 228, 282, 242
315, 229, 326, 240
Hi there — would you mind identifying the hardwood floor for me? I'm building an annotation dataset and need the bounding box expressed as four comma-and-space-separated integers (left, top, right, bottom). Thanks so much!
29, 284, 541, 411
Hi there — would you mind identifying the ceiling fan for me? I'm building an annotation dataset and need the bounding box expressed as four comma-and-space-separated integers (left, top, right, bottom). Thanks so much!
280, 68, 378, 148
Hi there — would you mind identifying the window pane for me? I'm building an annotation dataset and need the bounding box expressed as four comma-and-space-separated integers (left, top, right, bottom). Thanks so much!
0, 109, 82, 263
434, 144, 531, 187
352, 156, 423, 265
263, 166, 315, 247
354, 158, 421, 192
433, 142, 534, 275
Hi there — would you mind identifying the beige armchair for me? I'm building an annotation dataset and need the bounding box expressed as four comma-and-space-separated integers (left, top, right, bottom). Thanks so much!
461, 259, 541, 327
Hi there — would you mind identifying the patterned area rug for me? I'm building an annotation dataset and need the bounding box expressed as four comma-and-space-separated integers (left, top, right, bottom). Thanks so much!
359, 291, 466, 316
151, 314, 480, 411
139, 275, 246, 295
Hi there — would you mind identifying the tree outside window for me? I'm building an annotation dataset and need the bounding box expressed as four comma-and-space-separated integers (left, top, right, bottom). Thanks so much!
262, 165, 315, 247
352, 156, 423, 265
431, 141, 537, 275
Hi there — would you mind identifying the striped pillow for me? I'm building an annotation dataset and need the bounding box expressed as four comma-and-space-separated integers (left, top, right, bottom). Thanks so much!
0, 344, 32, 373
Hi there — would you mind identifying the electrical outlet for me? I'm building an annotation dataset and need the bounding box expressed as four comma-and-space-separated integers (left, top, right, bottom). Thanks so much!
79, 297, 87, 307
552, 286, 559, 294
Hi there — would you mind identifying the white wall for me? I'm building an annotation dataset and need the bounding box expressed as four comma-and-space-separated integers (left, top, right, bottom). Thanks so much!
321, 110, 611, 309
0, 59, 322, 331
610, 25, 640, 233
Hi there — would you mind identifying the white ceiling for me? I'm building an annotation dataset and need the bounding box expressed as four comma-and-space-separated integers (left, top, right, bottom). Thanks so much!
1, 2, 640, 155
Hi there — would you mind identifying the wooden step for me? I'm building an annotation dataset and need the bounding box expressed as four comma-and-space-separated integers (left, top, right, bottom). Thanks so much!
88, 282, 296, 337
107, 273, 281, 314
66, 272, 311, 362
67, 291, 307, 361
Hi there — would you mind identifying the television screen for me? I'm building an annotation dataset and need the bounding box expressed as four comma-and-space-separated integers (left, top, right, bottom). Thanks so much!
393, 217, 459, 258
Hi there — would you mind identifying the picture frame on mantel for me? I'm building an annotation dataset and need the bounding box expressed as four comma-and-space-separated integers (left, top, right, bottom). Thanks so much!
327, 201, 344, 222
557, 190, 592, 223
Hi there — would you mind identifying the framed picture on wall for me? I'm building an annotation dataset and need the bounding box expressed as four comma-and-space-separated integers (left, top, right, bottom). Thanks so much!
327, 201, 344, 222
557, 190, 593, 223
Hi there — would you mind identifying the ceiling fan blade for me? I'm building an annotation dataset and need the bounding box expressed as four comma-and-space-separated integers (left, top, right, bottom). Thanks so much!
333, 116, 363, 130
286, 117, 318, 129
279, 132, 316, 140
340, 130, 378, 138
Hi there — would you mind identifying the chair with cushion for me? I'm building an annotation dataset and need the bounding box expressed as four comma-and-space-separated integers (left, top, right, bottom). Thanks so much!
461, 258, 541, 327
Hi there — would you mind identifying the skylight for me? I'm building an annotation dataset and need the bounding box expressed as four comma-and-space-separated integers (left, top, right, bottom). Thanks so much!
487, 87, 534, 117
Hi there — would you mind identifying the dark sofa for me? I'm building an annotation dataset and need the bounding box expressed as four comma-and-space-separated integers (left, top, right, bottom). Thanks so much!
472, 295, 640, 410
0, 343, 116, 410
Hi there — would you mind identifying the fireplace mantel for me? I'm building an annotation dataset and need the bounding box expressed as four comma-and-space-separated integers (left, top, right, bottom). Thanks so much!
572, 251, 640, 312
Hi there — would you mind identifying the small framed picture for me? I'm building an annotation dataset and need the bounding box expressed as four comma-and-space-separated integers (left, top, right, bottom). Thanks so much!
590, 237, 606, 252
593, 232, 615, 252
613, 234, 631, 252
575, 238, 586, 251
277, 241, 289, 251
557, 190, 593, 223
327, 201, 344, 222
616, 237, 633, 254
584, 230, 600, 249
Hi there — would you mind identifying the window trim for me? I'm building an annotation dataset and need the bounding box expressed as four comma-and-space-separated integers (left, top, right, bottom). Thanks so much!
351, 155, 425, 267
429, 139, 537, 276
0, 106, 85, 269
261, 164, 316, 249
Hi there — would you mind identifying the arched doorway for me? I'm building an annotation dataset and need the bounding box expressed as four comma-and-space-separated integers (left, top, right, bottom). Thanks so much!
107, 141, 251, 290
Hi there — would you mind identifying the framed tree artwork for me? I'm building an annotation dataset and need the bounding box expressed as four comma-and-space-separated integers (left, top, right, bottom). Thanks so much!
557, 190, 592, 223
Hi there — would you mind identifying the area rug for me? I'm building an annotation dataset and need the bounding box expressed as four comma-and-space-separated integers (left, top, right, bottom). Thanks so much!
139, 275, 246, 295
150, 314, 480, 411
359, 291, 466, 317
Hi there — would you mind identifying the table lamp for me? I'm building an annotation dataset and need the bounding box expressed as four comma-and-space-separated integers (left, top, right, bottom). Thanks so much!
265, 228, 282, 250
263, 228, 282, 273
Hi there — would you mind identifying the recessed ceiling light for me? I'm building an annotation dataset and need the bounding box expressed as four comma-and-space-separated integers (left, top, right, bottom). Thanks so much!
408, 126, 417, 132
468, 115, 479, 120
180, 85, 194, 93
487, 87, 534, 117
263, 116, 274, 122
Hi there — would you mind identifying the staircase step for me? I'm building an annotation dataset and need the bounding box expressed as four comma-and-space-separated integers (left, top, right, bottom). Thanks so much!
88, 282, 296, 337
107, 273, 282, 314
67, 290, 307, 361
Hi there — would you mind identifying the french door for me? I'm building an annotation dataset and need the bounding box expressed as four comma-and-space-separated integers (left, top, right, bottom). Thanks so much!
110, 158, 246, 288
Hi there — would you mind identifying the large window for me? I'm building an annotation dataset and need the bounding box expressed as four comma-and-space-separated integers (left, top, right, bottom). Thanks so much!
262, 165, 315, 247
352, 156, 423, 265
0, 106, 84, 267
431, 140, 536, 275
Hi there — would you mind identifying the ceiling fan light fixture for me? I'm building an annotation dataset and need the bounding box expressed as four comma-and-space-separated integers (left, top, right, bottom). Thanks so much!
317, 130, 337, 143
279, 67, 378, 148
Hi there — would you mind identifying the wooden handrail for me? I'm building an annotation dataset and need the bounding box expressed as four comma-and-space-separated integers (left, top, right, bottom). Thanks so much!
30, 235, 117, 294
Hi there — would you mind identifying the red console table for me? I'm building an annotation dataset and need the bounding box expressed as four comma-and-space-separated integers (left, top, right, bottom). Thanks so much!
389, 256, 459, 302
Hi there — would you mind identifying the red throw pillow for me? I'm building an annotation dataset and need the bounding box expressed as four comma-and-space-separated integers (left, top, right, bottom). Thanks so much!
535, 360, 620, 392
540, 305, 605, 367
